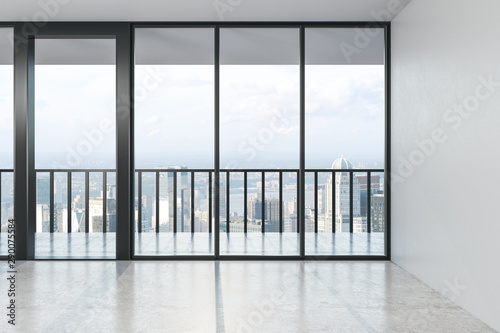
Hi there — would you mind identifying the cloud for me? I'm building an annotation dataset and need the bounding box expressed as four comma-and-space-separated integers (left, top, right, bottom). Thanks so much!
144, 115, 162, 124
148, 129, 160, 137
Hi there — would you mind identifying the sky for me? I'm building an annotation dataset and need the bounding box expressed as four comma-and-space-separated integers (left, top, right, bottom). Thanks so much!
1, 63, 385, 170
135, 64, 384, 169
0, 33, 385, 171
0, 66, 13, 169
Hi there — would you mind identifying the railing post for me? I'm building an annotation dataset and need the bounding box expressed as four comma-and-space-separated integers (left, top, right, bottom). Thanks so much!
67, 172, 72, 233
314, 171, 318, 233
156, 172, 160, 233
85, 172, 89, 233
226, 171, 230, 234
349, 171, 353, 233
261, 171, 265, 234
173, 172, 178, 233
103, 171, 107, 233
279, 172, 283, 233
367, 172, 371, 233
332, 171, 336, 233
244, 172, 248, 234
208, 172, 212, 233
191, 172, 195, 233
50, 172, 54, 233
138, 171, 142, 233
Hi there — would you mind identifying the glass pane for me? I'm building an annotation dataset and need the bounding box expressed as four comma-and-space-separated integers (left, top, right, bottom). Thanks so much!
34, 38, 116, 258
0, 27, 13, 255
220, 28, 300, 169
219, 28, 300, 255
305, 28, 385, 169
305, 28, 385, 256
134, 28, 215, 256
35, 39, 116, 169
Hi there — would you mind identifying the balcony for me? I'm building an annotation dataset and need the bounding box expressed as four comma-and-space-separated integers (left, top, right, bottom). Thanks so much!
24, 167, 385, 258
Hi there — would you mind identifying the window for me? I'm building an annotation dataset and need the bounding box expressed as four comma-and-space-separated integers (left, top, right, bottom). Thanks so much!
34, 38, 116, 258
134, 28, 215, 255
0, 27, 13, 255
6, 22, 389, 260
305, 28, 386, 255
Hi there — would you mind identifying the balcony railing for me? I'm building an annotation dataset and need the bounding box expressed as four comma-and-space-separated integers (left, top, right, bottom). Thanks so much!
305, 169, 384, 234
32, 168, 384, 235
135, 168, 384, 235
0, 169, 14, 232
35, 169, 115, 233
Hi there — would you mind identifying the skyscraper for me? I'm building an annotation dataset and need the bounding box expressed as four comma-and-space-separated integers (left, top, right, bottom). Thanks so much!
324, 157, 360, 232
372, 194, 385, 232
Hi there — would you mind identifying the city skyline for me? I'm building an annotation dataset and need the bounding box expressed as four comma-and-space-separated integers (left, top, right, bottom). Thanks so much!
29, 157, 385, 238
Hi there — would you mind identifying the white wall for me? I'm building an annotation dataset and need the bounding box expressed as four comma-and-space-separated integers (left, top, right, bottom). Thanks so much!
0, 0, 411, 22
391, 0, 500, 331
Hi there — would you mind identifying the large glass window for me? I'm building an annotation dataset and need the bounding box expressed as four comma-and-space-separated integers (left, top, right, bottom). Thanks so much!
131, 25, 386, 258
34, 38, 116, 258
220, 28, 300, 255
0, 27, 13, 255
304, 28, 386, 255
134, 28, 215, 255
7, 24, 387, 259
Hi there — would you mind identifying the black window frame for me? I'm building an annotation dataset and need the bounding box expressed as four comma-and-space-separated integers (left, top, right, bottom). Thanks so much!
7, 21, 390, 261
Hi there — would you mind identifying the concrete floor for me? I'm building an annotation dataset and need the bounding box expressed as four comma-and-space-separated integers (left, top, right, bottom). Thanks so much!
0, 261, 495, 332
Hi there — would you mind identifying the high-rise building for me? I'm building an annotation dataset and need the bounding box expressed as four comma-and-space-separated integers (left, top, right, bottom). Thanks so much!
356, 174, 381, 216
37, 177, 50, 206
54, 203, 66, 232
248, 195, 280, 231
158, 172, 170, 232
324, 157, 360, 232
142, 195, 153, 232
248, 194, 262, 221
372, 194, 385, 232
284, 197, 298, 233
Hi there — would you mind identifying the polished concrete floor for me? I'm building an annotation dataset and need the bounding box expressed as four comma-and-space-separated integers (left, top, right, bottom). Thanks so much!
17, 232, 385, 258
0, 261, 495, 332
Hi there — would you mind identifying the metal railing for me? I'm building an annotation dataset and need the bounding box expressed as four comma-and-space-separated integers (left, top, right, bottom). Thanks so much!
0, 169, 14, 232
35, 169, 115, 233
135, 168, 384, 234
305, 169, 383, 234
31, 168, 384, 235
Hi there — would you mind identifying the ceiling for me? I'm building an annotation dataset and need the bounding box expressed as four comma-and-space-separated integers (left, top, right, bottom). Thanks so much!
0, 0, 406, 64
0, 0, 412, 22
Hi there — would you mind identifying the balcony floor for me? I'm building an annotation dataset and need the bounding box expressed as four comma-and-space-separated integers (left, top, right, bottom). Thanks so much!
0, 261, 494, 332
1, 232, 385, 258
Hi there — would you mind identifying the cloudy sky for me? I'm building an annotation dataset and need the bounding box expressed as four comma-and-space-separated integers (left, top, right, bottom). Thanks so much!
135, 64, 384, 169
0, 66, 13, 169
0, 26, 385, 170
1, 63, 384, 170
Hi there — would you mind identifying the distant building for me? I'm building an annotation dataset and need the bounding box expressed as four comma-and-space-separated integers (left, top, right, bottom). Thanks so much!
324, 157, 360, 232
372, 194, 385, 232
356, 174, 381, 216
141, 195, 153, 232
248, 195, 280, 232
